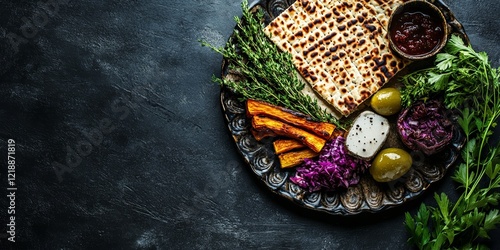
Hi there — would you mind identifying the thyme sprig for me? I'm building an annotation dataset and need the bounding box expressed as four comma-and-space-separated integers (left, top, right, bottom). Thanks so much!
201, 0, 342, 128
402, 35, 500, 249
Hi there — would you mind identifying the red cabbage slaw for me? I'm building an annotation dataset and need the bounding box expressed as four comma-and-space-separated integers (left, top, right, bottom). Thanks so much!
290, 136, 371, 192
397, 100, 453, 155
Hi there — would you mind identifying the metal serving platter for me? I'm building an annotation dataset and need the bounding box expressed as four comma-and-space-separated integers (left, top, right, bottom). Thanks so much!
220, 0, 467, 215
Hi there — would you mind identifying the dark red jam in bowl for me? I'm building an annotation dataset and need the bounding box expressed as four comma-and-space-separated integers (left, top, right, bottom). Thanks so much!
390, 11, 444, 56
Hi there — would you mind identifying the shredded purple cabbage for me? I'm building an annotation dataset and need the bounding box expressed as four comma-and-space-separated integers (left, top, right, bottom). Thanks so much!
290, 136, 371, 192
397, 100, 453, 155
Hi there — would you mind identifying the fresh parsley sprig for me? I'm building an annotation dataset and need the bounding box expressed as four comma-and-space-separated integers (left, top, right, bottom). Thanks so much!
402, 35, 500, 249
201, 0, 342, 128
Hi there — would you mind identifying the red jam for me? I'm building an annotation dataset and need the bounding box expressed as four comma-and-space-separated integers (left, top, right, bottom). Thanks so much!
390, 11, 443, 56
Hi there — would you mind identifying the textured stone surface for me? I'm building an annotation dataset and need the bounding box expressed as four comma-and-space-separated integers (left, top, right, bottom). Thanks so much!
0, 0, 498, 249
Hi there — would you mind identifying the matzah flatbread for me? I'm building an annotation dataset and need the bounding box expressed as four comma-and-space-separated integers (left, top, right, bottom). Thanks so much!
264, 0, 409, 116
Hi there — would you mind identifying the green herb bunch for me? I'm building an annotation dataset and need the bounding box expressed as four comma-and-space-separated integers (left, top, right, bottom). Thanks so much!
402, 35, 500, 249
201, 0, 341, 127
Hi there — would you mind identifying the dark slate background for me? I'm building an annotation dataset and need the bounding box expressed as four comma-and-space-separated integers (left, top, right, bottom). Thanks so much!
0, 0, 499, 249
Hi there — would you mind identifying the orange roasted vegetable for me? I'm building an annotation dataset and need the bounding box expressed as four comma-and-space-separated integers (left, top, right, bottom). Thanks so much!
330, 129, 345, 140
278, 149, 318, 169
251, 128, 276, 141
252, 116, 326, 153
246, 99, 336, 140
273, 139, 305, 154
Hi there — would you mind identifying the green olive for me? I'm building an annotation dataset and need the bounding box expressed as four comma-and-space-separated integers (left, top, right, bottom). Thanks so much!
370, 148, 412, 182
370, 87, 402, 116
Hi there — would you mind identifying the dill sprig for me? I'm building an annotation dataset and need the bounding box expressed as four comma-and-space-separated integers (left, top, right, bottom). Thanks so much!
201, 0, 342, 128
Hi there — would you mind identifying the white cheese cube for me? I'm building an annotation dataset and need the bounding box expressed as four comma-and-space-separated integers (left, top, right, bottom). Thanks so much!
345, 110, 390, 160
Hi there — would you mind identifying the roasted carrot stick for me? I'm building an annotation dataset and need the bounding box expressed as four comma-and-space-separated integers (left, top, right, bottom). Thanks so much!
273, 139, 305, 154
252, 116, 326, 153
278, 149, 318, 168
246, 99, 336, 140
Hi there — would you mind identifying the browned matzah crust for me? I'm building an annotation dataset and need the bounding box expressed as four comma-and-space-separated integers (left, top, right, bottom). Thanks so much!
264, 0, 410, 116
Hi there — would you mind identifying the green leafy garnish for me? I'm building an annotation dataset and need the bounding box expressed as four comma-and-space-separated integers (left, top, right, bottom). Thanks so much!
201, 0, 342, 128
402, 35, 500, 249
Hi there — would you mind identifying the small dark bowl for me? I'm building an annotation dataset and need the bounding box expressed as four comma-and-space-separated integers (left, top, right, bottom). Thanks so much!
388, 0, 448, 60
